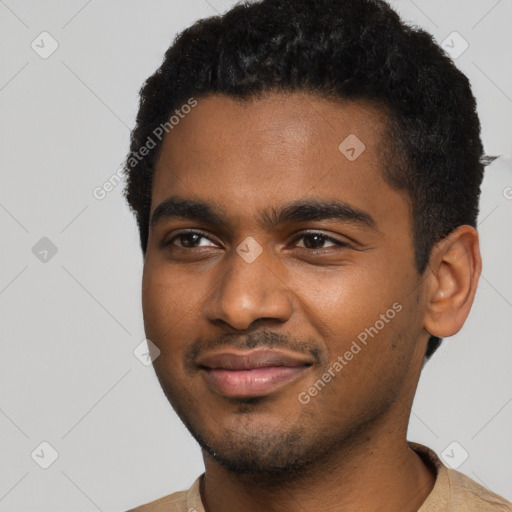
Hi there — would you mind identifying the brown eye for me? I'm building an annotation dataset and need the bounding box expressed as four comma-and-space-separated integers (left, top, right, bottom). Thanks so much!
165, 230, 218, 249
292, 231, 348, 250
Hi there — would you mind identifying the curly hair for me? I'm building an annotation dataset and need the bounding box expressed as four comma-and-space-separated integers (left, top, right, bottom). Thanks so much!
122, 0, 496, 360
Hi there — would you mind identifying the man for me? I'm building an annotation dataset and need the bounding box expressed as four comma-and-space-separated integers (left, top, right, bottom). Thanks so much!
123, 0, 511, 510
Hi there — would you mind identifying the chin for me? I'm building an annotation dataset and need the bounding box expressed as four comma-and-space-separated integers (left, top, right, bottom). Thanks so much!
187, 417, 336, 484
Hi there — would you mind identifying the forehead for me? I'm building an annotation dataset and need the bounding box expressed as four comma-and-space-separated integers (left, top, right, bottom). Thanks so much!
151, 92, 409, 233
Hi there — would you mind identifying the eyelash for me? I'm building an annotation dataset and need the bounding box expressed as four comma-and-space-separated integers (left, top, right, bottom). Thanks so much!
164, 229, 349, 251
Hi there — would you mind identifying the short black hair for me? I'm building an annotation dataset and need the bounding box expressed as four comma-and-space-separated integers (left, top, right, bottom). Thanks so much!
122, 0, 496, 360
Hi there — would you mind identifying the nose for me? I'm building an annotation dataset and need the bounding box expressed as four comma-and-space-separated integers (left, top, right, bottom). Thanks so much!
204, 241, 294, 331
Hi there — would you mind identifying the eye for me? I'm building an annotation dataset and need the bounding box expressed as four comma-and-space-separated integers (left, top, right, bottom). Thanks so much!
290, 231, 349, 250
165, 229, 219, 249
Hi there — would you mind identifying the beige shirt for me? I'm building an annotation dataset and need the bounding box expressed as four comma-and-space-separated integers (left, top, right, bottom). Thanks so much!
128, 442, 512, 511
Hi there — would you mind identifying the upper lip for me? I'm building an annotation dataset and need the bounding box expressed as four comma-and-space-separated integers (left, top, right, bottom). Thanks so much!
196, 348, 314, 370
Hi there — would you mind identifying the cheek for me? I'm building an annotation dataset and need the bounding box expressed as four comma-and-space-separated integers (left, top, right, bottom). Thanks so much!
141, 261, 204, 352
295, 263, 421, 402
293, 262, 406, 344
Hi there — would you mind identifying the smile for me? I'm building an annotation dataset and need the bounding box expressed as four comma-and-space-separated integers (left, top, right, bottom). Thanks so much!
196, 348, 313, 398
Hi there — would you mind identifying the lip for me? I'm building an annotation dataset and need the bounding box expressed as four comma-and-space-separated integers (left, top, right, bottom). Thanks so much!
197, 349, 313, 398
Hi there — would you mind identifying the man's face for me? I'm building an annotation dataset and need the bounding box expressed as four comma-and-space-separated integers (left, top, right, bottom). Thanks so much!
142, 93, 430, 476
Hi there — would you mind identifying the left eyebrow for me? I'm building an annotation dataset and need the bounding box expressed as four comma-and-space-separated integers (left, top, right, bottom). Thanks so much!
149, 196, 378, 232
259, 199, 378, 231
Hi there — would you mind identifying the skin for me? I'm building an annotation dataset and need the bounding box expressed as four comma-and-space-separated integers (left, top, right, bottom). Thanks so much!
141, 92, 481, 512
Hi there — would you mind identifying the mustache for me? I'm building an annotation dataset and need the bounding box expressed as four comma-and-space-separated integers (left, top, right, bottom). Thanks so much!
184, 330, 326, 371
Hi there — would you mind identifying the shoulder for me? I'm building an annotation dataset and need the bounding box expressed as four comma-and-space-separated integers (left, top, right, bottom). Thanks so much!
447, 468, 512, 511
409, 442, 512, 512
126, 475, 204, 512
127, 489, 187, 512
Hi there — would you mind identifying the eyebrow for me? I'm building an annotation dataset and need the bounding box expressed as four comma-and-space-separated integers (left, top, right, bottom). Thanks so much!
149, 196, 377, 231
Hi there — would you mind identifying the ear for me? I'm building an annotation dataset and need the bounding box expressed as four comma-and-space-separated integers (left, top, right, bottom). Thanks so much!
423, 225, 482, 338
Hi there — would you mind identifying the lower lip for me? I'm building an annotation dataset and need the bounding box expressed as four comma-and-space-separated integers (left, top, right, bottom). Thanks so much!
201, 366, 310, 398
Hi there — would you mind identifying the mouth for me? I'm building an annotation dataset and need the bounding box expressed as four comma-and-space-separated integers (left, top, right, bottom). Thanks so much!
196, 348, 313, 398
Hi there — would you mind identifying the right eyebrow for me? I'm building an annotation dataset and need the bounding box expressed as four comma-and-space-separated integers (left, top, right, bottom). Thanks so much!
150, 196, 224, 229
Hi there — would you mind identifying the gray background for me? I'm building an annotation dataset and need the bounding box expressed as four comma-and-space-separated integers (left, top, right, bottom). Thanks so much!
0, 0, 511, 510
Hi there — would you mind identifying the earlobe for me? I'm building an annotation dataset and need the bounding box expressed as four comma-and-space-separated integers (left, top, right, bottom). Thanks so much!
423, 225, 481, 338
